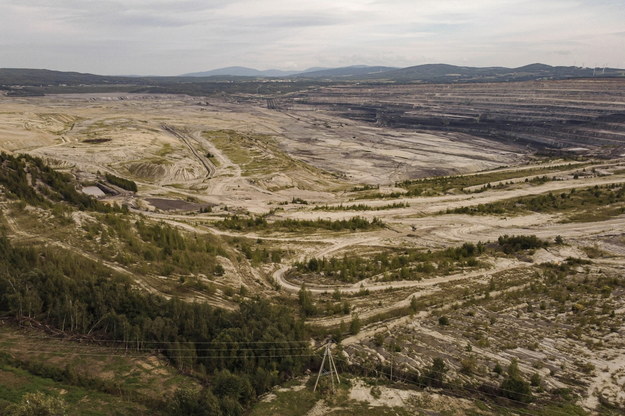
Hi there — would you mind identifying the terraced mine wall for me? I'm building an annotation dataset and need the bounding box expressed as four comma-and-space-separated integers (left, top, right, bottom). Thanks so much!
285, 79, 625, 155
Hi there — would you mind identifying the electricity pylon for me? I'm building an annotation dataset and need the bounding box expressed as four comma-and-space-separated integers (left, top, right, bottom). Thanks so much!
313, 340, 340, 392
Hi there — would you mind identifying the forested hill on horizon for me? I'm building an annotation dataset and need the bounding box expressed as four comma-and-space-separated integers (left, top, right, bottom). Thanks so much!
1, 63, 625, 88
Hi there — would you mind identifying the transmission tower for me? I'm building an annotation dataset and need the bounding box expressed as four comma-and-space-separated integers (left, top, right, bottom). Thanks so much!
313, 341, 340, 392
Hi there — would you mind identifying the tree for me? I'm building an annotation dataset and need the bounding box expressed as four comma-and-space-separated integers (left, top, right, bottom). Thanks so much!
213, 370, 254, 406
493, 362, 503, 375
7, 392, 67, 416
425, 358, 447, 387
350, 314, 361, 334
168, 388, 222, 416
298, 284, 316, 317
500, 359, 532, 402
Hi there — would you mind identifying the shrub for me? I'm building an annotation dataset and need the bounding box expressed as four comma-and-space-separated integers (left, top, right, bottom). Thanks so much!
497, 234, 548, 254
6, 392, 67, 416
370, 385, 382, 399
493, 363, 503, 375
530, 372, 542, 387
350, 314, 362, 334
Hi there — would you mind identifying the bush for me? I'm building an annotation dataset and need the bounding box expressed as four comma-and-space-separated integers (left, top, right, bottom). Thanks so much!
373, 332, 385, 347
460, 356, 477, 375
493, 363, 503, 375
497, 235, 548, 254
370, 385, 382, 399
6, 392, 67, 416
350, 314, 362, 334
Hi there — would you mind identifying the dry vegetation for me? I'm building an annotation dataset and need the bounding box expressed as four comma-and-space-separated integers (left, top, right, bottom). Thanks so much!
0, 80, 624, 415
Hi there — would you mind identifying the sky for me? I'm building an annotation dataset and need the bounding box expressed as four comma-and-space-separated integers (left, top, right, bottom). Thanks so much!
2, 0, 625, 75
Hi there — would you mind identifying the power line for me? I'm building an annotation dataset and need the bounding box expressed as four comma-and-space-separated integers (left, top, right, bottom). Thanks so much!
2, 343, 312, 352
0, 334, 570, 406
0, 331, 585, 414
0, 334, 311, 344
1, 347, 320, 360
335, 356, 577, 416
1, 343, 583, 415
3, 341, 575, 416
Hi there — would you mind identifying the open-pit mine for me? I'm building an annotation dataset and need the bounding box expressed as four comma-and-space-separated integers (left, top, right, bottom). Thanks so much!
1, 78, 624, 415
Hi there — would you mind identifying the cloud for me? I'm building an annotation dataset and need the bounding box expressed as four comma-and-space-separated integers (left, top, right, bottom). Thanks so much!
1, 0, 624, 74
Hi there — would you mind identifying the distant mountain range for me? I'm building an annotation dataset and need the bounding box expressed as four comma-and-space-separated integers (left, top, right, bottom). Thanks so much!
356, 63, 624, 82
181, 63, 625, 81
291, 65, 399, 78
182, 66, 304, 77
1, 64, 624, 90
181, 65, 399, 78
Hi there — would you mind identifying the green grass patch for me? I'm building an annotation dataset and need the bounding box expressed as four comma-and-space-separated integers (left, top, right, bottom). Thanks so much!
204, 130, 344, 191
205, 130, 297, 177
248, 388, 318, 416
325, 404, 415, 416
0, 362, 151, 416
157, 143, 174, 157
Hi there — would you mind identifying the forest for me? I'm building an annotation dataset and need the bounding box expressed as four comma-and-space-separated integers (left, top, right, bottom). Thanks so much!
0, 231, 310, 415
0, 153, 310, 415
0, 152, 125, 213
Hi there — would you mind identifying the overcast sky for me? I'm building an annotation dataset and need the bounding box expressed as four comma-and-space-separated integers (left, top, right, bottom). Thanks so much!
2, 0, 625, 75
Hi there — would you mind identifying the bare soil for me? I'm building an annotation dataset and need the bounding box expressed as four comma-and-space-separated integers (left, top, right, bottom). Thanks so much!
1, 82, 624, 413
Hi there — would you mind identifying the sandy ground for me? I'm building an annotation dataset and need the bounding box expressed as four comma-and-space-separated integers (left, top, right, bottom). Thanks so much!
1, 92, 624, 413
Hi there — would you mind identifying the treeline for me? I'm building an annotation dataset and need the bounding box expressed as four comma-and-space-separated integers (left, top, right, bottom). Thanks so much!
0, 232, 309, 416
446, 184, 625, 217
470, 175, 556, 194
292, 242, 485, 283
312, 202, 408, 211
216, 215, 384, 232
105, 172, 138, 192
396, 164, 581, 195
0, 152, 125, 213
355, 164, 584, 199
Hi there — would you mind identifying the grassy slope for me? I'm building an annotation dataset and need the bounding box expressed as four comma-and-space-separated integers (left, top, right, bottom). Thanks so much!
0, 325, 198, 415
